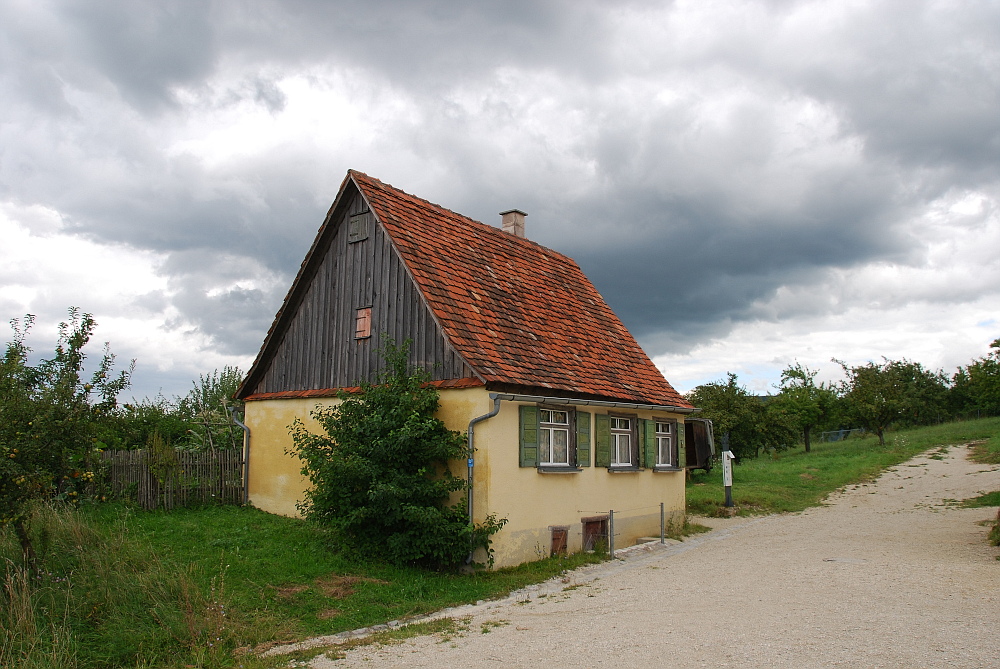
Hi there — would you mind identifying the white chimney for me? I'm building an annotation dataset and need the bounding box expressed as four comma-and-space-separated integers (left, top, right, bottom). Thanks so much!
500, 209, 527, 238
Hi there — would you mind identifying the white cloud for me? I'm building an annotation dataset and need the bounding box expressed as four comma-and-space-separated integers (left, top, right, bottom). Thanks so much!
0, 202, 252, 398
657, 187, 1000, 394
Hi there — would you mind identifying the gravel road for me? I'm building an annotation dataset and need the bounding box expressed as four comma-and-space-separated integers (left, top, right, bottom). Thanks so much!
298, 443, 1000, 668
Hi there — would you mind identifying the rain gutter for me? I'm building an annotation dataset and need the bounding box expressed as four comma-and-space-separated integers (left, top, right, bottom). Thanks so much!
487, 393, 699, 414
465, 395, 502, 563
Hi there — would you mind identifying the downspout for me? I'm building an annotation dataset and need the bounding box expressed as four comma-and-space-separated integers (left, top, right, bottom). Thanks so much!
228, 406, 251, 506
466, 395, 502, 561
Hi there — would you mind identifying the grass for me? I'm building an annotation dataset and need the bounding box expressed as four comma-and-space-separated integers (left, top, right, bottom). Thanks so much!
962, 491, 1000, 508
686, 417, 1000, 517
1, 503, 603, 669
968, 434, 1000, 464
962, 434, 1000, 548
276, 616, 472, 665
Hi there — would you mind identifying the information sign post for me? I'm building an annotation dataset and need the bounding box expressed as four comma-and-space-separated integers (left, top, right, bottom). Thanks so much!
722, 450, 735, 508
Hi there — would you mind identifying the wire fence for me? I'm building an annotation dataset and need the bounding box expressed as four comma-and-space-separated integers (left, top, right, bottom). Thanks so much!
575, 502, 675, 558
819, 428, 866, 442
99, 448, 245, 510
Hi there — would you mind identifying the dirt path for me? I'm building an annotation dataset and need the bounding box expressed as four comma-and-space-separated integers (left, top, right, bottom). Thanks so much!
304, 444, 1000, 668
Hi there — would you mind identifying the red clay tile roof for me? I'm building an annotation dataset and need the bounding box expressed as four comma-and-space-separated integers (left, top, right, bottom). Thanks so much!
349, 171, 691, 408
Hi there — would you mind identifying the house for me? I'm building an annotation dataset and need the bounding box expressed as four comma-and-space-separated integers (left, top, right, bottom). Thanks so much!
235, 170, 697, 568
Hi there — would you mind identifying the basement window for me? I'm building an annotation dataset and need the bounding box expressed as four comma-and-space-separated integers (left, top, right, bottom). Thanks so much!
354, 307, 372, 339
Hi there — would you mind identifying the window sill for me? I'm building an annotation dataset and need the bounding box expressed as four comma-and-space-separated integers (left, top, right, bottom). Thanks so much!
537, 466, 582, 473
607, 466, 643, 473
653, 466, 682, 473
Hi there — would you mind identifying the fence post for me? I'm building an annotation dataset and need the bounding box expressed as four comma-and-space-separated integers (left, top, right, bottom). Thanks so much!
660, 502, 665, 544
608, 509, 615, 559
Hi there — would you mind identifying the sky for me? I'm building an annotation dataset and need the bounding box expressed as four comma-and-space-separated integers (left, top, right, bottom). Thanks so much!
2, 0, 999, 402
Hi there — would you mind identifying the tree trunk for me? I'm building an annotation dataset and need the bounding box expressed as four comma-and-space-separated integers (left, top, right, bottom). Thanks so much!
876, 428, 885, 446
13, 517, 38, 574
803, 426, 812, 453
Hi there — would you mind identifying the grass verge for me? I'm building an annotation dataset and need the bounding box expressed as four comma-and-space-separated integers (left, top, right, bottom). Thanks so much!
686, 417, 1000, 517
962, 431, 1000, 548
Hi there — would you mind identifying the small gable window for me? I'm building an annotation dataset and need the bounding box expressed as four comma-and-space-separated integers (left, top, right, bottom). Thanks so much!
348, 212, 370, 243
354, 307, 372, 339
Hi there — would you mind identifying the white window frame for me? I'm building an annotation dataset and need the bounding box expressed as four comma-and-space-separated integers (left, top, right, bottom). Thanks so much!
610, 416, 632, 466
655, 421, 673, 467
539, 409, 571, 466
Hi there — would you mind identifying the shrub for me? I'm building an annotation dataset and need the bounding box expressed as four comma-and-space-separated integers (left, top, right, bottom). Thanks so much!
291, 340, 505, 569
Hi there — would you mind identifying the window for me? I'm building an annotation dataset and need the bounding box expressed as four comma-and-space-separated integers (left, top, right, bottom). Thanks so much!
539, 409, 571, 465
354, 307, 372, 339
595, 413, 640, 468
610, 417, 632, 466
518, 405, 591, 469
348, 212, 370, 242
655, 421, 673, 467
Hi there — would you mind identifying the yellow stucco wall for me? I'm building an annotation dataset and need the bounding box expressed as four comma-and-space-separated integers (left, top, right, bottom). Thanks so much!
244, 388, 687, 569
467, 395, 687, 568
244, 397, 319, 518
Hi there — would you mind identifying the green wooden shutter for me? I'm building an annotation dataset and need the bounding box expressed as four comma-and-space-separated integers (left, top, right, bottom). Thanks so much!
519, 405, 539, 467
644, 419, 657, 468
576, 411, 591, 467
595, 414, 611, 468
677, 421, 687, 469
637, 419, 645, 468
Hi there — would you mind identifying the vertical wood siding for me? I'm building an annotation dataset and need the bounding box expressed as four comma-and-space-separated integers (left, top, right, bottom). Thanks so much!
251, 189, 474, 394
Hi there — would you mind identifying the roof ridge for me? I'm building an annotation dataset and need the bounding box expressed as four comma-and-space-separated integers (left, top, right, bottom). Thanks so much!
348, 169, 576, 264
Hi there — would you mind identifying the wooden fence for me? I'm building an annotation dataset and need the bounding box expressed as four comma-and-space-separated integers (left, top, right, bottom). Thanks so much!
100, 448, 245, 510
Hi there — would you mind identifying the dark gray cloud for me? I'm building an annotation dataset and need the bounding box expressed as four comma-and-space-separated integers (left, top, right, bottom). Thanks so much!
3, 0, 1000, 397
59, 1, 217, 112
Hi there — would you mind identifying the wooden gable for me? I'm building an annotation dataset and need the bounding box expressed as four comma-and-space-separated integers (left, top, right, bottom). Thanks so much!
241, 170, 692, 409
239, 180, 477, 397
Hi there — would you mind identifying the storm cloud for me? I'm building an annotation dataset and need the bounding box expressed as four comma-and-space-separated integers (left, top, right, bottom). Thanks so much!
2, 0, 999, 398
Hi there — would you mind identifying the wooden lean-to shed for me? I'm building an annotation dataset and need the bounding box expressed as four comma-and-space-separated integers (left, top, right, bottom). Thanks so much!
236, 170, 697, 567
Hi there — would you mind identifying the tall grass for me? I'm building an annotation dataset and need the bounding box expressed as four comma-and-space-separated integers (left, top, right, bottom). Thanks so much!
0, 503, 277, 669
1, 502, 602, 668
1, 561, 75, 669
686, 417, 1000, 516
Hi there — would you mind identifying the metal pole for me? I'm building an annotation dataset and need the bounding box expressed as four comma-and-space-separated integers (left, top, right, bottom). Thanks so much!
660, 502, 665, 543
608, 509, 615, 559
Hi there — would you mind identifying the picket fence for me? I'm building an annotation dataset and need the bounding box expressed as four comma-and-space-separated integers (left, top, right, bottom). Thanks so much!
100, 448, 245, 510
